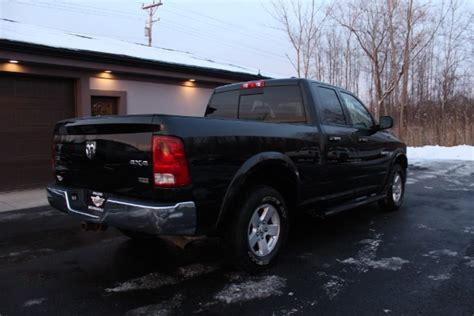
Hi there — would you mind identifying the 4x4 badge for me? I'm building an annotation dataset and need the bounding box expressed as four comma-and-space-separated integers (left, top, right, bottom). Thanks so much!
85, 141, 96, 159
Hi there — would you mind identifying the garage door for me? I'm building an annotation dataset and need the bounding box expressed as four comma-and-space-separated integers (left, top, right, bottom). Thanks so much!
0, 73, 75, 191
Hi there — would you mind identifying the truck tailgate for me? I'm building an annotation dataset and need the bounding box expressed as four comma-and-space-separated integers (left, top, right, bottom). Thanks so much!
53, 115, 159, 195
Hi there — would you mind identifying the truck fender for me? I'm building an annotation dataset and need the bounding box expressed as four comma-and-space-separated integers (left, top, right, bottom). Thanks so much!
215, 151, 300, 229
383, 150, 408, 188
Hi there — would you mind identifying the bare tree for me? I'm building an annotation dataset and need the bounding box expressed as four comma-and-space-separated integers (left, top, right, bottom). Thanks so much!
271, 0, 328, 78
331, 0, 403, 118
314, 23, 361, 94
270, 0, 473, 146
438, 0, 472, 108
397, 0, 443, 138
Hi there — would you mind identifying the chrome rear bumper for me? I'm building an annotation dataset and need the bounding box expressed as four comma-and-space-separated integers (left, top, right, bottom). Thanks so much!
46, 185, 196, 235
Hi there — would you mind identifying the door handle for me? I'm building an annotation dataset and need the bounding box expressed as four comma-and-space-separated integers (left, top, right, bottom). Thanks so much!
358, 137, 368, 143
329, 136, 341, 142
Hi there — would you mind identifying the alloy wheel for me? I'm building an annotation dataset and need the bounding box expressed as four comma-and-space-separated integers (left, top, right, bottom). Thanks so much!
247, 203, 281, 257
392, 172, 403, 203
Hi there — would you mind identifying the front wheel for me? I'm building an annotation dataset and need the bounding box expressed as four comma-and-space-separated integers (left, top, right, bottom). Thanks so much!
379, 164, 406, 211
225, 185, 289, 273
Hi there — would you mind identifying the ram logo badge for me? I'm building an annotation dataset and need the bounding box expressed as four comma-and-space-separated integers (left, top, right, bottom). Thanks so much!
85, 141, 96, 160
91, 194, 105, 208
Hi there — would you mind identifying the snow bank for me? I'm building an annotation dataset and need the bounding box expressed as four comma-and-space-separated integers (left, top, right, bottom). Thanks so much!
407, 145, 473, 161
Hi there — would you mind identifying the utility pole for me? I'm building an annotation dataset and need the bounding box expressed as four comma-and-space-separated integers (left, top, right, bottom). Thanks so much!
142, 0, 163, 47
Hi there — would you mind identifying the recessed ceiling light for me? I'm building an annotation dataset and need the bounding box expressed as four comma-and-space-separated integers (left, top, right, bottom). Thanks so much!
9, 60, 19, 64
189, 79, 196, 82
104, 70, 112, 73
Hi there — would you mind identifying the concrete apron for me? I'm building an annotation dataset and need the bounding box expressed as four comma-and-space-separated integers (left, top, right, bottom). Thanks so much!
0, 188, 48, 213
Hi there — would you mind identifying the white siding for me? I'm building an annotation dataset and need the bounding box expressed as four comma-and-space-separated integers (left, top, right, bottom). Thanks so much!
90, 78, 213, 116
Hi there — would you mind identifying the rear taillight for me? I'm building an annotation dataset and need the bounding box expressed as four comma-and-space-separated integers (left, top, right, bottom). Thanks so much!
152, 135, 190, 187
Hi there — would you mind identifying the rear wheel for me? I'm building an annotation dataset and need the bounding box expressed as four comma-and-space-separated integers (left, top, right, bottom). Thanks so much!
379, 164, 406, 211
225, 185, 289, 273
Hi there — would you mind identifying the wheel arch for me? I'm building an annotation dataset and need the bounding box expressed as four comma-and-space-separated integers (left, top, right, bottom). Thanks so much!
383, 151, 408, 189
393, 152, 408, 172
215, 152, 300, 231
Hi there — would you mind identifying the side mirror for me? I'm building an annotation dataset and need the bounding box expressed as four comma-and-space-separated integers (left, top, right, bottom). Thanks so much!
379, 116, 394, 130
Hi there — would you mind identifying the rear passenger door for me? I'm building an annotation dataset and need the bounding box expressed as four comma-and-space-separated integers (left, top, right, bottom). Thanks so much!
236, 84, 326, 201
339, 92, 391, 191
311, 84, 360, 199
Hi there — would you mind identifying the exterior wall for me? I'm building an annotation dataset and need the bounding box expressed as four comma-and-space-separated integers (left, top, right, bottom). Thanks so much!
90, 77, 213, 117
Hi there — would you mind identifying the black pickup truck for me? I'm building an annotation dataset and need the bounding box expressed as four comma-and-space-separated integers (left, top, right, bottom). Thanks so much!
47, 78, 407, 271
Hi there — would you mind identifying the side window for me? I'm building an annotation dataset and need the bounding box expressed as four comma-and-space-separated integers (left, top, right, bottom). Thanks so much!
205, 90, 239, 119
313, 85, 347, 125
340, 93, 374, 129
238, 86, 306, 123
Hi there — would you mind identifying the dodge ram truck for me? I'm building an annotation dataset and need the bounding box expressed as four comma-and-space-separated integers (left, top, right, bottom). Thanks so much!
47, 78, 407, 271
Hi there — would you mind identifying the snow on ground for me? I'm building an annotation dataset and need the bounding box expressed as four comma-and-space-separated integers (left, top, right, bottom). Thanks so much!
464, 257, 474, 268
417, 224, 436, 231
322, 276, 346, 300
407, 145, 473, 161
23, 298, 46, 307
406, 153, 473, 190
340, 234, 410, 272
105, 272, 177, 293
422, 249, 458, 259
176, 263, 219, 279
427, 273, 452, 281
214, 275, 286, 304
463, 227, 474, 235
316, 272, 347, 301
125, 294, 183, 316
0, 248, 53, 260
105, 263, 218, 293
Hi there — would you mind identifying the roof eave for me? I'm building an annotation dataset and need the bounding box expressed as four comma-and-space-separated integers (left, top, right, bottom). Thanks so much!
0, 39, 270, 81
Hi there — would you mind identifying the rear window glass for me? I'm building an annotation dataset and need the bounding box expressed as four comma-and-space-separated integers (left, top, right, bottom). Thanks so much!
205, 90, 239, 119
238, 86, 306, 123
313, 85, 347, 125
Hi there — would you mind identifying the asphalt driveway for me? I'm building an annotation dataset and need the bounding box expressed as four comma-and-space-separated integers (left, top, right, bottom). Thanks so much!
0, 160, 473, 315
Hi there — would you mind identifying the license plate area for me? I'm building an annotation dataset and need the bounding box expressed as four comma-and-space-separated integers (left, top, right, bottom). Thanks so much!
86, 190, 107, 212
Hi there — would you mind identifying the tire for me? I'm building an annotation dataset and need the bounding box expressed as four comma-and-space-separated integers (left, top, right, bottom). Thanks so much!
225, 185, 289, 273
119, 229, 156, 240
379, 164, 406, 211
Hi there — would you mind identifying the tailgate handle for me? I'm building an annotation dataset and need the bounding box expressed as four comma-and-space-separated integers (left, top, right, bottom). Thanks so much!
329, 136, 341, 142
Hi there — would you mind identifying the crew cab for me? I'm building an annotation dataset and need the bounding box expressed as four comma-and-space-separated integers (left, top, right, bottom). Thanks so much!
47, 78, 407, 271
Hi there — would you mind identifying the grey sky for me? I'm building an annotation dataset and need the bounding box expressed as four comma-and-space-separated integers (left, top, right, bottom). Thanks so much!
1, 0, 295, 77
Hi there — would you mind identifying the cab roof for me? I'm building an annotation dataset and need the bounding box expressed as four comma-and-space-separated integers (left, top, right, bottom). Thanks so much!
214, 78, 352, 94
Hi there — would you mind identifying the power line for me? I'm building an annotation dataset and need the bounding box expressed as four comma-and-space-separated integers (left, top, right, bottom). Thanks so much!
142, 0, 163, 47
163, 4, 289, 47
158, 21, 287, 61
15, 0, 142, 22
21, 0, 289, 49
13, 0, 289, 62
